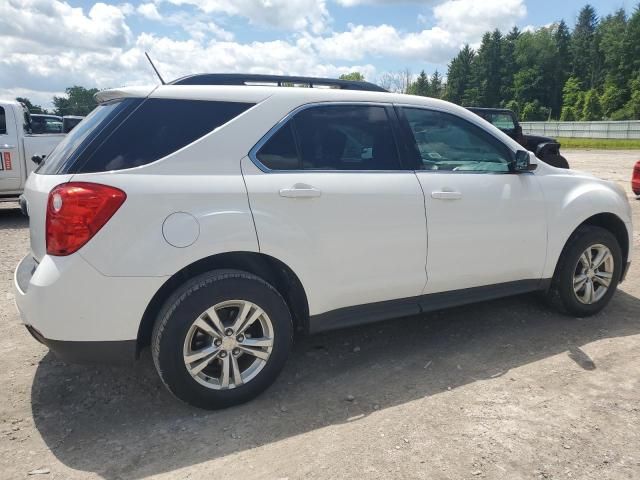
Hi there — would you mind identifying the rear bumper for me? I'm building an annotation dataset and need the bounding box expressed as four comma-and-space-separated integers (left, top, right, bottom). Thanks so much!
25, 325, 136, 364
14, 253, 166, 364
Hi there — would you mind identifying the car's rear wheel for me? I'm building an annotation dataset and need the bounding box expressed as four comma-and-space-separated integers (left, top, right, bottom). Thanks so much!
546, 226, 622, 316
152, 269, 293, 409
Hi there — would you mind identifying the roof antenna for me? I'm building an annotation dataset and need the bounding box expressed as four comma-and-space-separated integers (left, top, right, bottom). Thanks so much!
145, 52, 166, 85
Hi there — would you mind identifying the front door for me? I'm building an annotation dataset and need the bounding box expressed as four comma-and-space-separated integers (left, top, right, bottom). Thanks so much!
397, 106, 547, 295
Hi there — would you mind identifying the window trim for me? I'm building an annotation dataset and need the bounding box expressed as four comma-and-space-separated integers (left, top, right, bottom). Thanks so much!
248, 102, 411, 173
394, 104, 523, 175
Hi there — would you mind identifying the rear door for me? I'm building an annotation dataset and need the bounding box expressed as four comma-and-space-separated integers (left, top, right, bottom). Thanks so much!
0, 104, 23, 192
242, 103, 427, 319
396, 106, 547, 295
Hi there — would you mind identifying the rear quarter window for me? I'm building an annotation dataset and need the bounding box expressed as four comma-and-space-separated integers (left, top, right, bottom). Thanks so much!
0, 107, 6, 135
75, 99, 253, 173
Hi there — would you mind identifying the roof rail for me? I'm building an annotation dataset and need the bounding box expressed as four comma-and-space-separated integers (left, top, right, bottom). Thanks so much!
170, 73, 388, 92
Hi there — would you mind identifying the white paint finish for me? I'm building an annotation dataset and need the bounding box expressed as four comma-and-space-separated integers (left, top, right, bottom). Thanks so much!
241, 157, 427, 315
534, 162, 634, 278
14, 253, 166, 341
416, 170, 547, 293
163, 212, 200, 248
73, 172, 259, 277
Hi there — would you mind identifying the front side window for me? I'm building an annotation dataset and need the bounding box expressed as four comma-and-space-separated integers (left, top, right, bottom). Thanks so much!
256, 104, 401, 171
402, 108, 512, 173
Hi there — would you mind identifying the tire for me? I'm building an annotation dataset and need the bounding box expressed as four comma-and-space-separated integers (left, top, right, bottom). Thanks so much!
152, 269, 293, 409
543, 154, 570, 169
546, 226, 622, 317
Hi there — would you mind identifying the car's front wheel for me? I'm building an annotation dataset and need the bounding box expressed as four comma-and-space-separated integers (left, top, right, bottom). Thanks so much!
152, 270, 293, 409
546, 226, 622, 316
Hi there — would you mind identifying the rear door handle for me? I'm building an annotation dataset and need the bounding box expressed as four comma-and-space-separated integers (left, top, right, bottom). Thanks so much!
431, 190, 462, 200
0, 144, 16, 149
279, 185, 322, 198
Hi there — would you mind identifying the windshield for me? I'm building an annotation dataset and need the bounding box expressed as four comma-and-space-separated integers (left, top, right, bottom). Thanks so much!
37, 99, 137, 174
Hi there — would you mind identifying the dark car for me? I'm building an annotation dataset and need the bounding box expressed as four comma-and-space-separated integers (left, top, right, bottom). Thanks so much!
467, 108, 569, 169
62, 115, 84, 133
29, 114, 63, 134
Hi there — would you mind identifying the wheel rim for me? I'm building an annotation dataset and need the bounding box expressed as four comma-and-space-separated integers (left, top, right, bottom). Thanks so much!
573, 244, 615, 305
183, 300, 274, 390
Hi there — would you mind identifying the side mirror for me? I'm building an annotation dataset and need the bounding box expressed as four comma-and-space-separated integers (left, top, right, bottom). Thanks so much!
514, 150, 536, 172
31, 154, 46, 165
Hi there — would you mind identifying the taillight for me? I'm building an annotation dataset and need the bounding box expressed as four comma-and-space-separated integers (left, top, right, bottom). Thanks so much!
46, 182, 126, 256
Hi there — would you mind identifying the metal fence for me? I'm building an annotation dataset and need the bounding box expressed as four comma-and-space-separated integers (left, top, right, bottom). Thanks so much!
520, 121, 640, 139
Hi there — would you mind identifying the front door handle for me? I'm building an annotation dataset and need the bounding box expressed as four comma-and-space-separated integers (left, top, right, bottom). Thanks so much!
0, 144, 16, 149
279, 184, 322, 198
431, 190, 462, 200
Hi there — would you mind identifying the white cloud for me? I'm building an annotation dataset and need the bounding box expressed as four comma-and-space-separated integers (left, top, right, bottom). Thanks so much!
0, 0, 132, 52
434, 0, 526, 42
336, 0, 437, 5
163, 0, 330, 33
308, 24, 457, 63
137, 3, 162, 21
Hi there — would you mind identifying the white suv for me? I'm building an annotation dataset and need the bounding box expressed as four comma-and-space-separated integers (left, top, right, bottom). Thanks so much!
14, 74, 633, 409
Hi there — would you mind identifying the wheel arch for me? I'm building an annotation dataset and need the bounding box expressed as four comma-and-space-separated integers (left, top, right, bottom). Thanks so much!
136, 251, 309, 355
552, 212, 630, 281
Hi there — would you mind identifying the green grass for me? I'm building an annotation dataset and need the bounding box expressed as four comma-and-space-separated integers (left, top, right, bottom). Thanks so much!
557, 137, 640, 150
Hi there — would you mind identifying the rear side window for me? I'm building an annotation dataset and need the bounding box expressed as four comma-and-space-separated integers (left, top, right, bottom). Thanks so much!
76, 99, 253, 173
38, 99, 253, 174
256, 105, 401, 171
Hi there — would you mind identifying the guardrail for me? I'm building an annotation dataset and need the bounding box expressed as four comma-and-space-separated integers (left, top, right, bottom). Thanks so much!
520, 121, 640, 139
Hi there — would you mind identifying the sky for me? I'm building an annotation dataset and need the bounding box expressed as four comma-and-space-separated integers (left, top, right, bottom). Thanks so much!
0, 0, 635, 109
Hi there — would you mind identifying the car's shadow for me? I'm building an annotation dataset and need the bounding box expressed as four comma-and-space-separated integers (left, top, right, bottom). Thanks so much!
31, 290, 640, 479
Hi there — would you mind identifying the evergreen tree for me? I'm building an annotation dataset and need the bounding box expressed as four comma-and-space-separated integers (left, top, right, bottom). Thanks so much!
598, 9, 627, 89
407, 70, 430, 96
444, 45, 476, 105
552, 20, 572, 116
570, 5, 599, 88
500, 26, 520, 104
430, 70, 443, 98
621, 6, 640, 91
473, 30, 504, 107
514, 28, 559, 115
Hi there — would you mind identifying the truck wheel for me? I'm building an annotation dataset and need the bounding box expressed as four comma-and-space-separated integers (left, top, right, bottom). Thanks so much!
152, 269, 293, 409
543, 154, 569, 169
546, 226, 622, 317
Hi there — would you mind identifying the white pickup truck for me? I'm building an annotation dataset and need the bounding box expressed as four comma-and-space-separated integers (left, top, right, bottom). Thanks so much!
0, 100, 66, 202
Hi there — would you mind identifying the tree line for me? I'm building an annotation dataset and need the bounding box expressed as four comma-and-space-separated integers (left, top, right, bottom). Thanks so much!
346, 4, 640, 121
441, 3, 640, 121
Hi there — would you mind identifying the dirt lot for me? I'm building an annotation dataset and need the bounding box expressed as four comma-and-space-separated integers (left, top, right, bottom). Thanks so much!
1, 150, 639, 480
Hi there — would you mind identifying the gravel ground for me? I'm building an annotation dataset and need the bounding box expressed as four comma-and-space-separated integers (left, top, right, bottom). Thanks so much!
1, 149, 639, 480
